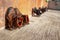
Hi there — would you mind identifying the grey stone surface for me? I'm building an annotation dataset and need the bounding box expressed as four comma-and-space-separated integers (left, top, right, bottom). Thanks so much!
0, 10, 60, 40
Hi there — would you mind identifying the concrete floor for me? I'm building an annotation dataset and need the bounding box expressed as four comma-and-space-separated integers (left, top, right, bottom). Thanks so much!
0, 10, 60, 40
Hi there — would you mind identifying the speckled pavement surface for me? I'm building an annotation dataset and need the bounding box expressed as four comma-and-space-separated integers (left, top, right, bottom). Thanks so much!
0, 10, 60, 40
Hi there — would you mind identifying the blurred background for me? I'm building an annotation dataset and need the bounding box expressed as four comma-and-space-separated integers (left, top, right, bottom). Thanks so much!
0, 0, 48, 27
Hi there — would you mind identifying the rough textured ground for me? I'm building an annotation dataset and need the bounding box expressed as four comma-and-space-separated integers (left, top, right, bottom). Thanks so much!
0, 10, 60, 40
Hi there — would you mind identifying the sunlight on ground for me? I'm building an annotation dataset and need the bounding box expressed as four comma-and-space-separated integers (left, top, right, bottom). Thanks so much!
0, 10, 60, 40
